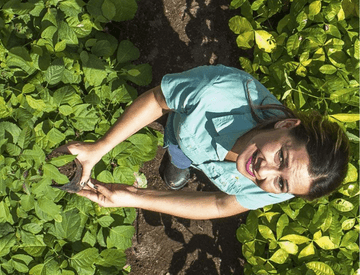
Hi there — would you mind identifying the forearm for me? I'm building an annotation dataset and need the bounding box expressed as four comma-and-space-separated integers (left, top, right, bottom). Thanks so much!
127, 188, 247, 220
95, 86, 169, 156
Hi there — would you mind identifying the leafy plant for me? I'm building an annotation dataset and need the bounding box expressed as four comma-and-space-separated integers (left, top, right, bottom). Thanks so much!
0, 0, 161, 274
229, 0, 359, 274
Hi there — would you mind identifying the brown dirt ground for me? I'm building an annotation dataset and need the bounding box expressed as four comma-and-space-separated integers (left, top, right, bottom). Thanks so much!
108, 0, 252, 274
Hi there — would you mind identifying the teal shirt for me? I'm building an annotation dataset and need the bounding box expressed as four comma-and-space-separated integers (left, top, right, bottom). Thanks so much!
161, 65, 294, 210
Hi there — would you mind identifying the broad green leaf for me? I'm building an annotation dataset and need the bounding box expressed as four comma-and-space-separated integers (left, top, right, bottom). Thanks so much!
59, 105, 73, 116
124, 64, 152, 86
314, 236, 338, 250
83, 231, 96, 247
92, 40, 113, 57
0, 122, 21, 144
328, 51, 347, 68
340, 230, 359, 247
269, 248, 288, 264
58, 21, 78, 45
102, 0, 116, 20
36, 197, 62, 220
113, 166, 135, 184
0, 234, 16, 257
81, 53, 107, 87
319, 64, 337, 74
343, 163, 358, 184
236, 224, 256, 243
96, 249, 126, 268
116, 40, 140, 64
43, 163, 69, 184
59, 0, 83, 17
70, 104, 99, 131
97, 216, 115, 227
53, 85, 82, 106
0, 201, 14, 224
45, 58, 65, 85
276, 214, 289, 240
97, 170, 114, 183
230, 0, 246, 9
52, 208, 82, 241
106, 225, 135, 250
258, 225, 276, 241
46, 128, 66, 148
108, 0, 137, 21
309, 1, 321, 16
22, 223, 42, 234
49, 154, 77, 167
236, 31, 255, 49
286, 34, 301, 57
26, 95, 47, 111
280, 234, 310, 244
329, 87, 359, 103
298, 242, 316, 258
70, 248, 98, 275
341, 218, 355, 230
331, 198, 354, 212
55, 40, 67, 52
306, 261, 335, 275
229, 16, 253, 34
5, 143, 21, 156
20, 231, 46, 257
254, 30, 276, 53
278, 241, 298, 255
330, 113, 360, 122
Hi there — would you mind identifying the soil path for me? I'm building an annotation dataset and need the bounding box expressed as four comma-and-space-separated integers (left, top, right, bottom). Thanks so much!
111, 1, 251, 274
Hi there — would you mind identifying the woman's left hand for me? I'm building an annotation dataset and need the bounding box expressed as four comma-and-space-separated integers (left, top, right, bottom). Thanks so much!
77, 179, 136, 207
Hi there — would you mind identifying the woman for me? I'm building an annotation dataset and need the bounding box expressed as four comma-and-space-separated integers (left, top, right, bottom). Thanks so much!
64, 65, 349, 219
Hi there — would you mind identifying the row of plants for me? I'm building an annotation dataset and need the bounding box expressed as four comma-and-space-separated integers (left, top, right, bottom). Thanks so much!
229, 0, 359, 274
0, 0, 162, 274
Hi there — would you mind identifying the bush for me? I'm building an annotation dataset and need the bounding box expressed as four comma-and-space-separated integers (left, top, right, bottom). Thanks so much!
229, 0, 359, 274
0, 0, 161, 273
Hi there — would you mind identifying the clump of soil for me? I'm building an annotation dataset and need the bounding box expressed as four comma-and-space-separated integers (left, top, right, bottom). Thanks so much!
46, 151, 77, 183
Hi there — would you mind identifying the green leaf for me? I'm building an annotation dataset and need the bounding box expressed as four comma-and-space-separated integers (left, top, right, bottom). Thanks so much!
97, 170, 114, 183
45, 58, 65, 85
58, 21, 78, 45
308, 1, 321, 16
0, 201, 14, 224
341, 218, 355, 230
229, 16, 253, 34
59, 0, 84, 17
97, 216, 114, 227
71, 104, 99, 131
49, 154, 77, 167
330, 113, 360, 122
314, 236, 338, 250
46, 128, 66, 148
280, 234, 310, 244
254, 30, 276, 53
276, 214, 289, 239
102, 0, 116, 20
20, 231, 46, 257
55, 40, 67, 52
0, 122, 21, 144
269, 248, 288, 264
22, 223, 42, 234
92, 40, 113, 57
43, 163, 69, 184
113, 166, 135, 184
278, 241, 298, 255
53, 85, 82, 106
36, 197, 62, 221
298, 242, 316, 258
319, 64, 337, 74
0, 234, 16, 257
236, 31, 255, 49
108, 0, 137, 21
52, 208, 82, 241
81, 53, 107, 87
258, 225, 276, 241
70, 248, 98, 275
306, 261, 335, 275
96, 249, 126, 268
343, 163, 358, 184
340, 230, 359, 247
286, 34, 301, 57
82, 231, 96, 247
106, 225, 135, 250
330, 198, 354, 212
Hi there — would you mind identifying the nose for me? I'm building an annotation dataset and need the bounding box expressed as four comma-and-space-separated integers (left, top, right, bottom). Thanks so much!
257, 163, 279, 180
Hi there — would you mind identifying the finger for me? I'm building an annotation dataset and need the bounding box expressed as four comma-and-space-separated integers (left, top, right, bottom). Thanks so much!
93, 183, 114, 199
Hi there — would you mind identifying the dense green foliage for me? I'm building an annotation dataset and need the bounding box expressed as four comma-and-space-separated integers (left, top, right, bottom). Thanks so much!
229, 0, 359, 274
0, 0, 161, 274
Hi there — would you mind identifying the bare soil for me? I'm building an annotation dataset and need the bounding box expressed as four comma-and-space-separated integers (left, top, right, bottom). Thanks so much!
108, 0, 251, 274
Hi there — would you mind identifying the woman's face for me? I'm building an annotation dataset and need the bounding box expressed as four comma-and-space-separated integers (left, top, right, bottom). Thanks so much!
236, 119, 312, 195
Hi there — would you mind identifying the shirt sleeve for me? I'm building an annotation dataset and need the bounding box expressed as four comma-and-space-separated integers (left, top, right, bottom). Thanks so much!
160, 65, 225, 114
235, 192, 294, 210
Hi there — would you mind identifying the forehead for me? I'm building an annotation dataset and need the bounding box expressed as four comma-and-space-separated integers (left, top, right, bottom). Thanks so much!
285, 139, 312, 195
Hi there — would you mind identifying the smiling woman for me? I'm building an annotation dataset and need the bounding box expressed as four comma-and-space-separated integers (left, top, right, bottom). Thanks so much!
62, 65, 349, 220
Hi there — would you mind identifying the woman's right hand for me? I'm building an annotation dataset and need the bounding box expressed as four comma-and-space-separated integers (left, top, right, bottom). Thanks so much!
55, 141, 104, 184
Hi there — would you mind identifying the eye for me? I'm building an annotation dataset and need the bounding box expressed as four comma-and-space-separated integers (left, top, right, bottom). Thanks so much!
279, 149, 284, 165
278, 177, 284, 191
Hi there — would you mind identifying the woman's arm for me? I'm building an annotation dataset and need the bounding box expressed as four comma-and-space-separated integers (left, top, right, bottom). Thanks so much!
78, 182, 249, 220
62, 86, 170, 183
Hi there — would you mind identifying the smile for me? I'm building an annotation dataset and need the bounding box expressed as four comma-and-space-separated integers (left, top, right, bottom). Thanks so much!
246, 151, 256, 177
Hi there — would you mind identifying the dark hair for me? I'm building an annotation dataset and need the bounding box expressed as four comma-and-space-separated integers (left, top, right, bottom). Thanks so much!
246, 80, 350, 200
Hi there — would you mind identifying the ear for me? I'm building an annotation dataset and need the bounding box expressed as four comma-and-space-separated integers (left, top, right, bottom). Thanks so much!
274, 118, 301, 129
